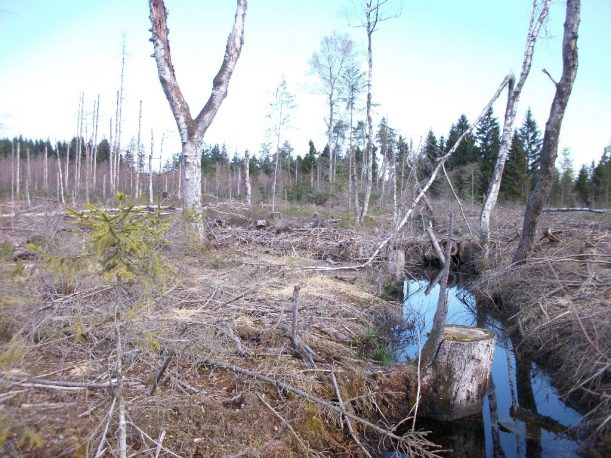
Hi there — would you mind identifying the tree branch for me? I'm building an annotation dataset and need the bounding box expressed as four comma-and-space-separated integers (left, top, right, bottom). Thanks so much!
194, 0, 247, 140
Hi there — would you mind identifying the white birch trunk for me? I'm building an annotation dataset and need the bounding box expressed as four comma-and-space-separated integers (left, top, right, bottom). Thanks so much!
11, 141, 15, 203
43, 143, 48, 193
56, 146, 65, 205
360, 3, 374, 223
93, 95, 100, 190
149, 0, 247, 236
135, 100, 142, 199
149, 131, 154, 206
25, 148, 31, 207
16, 141, 20, 207
479, 0, 551, 268
244, 149, 251, 206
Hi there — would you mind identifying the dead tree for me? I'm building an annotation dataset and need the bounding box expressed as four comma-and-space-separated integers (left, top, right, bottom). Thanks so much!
244, 149, 252, 206
135, 100, 143, 199
149, 0, 247, 235
25, 148, 31, 207
43, 143, 49, 193
357, 0, 400, 223
513, 0, 580, 264
479, 0, 551, 268
16, 141, 20, 207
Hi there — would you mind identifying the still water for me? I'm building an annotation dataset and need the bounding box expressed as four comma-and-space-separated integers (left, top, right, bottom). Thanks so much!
388, 276, 582, 458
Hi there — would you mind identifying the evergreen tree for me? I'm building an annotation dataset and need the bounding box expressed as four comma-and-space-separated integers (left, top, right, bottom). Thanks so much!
518, 108, 543, 181
420, 129, 438, 178
574, 164, 591, 205
475, 108, 501, 195
501, 132, 529, 201
446, 115, 476, 169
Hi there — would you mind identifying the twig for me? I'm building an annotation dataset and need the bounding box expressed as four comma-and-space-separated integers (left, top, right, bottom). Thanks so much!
331, 372, 373, 458
256, 392, 310, 456
154, 429, 166, 458
150, 350, 174, 395
94, 396, 117, 458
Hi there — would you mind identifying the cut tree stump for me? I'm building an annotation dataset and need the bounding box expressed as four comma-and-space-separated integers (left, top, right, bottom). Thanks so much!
419, 325, 496, 421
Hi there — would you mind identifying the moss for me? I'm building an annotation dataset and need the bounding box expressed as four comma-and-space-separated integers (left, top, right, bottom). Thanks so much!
0, 241, 15, 261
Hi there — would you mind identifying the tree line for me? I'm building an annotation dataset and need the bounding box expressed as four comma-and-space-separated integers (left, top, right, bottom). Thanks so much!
2, 105, 608, 210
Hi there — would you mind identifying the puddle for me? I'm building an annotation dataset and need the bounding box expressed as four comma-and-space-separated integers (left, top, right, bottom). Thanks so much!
388, 275, 582, 457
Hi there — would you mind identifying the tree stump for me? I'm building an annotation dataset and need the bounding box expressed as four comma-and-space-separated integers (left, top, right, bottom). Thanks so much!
387, 249, 405, 279
419, 325, 496, 421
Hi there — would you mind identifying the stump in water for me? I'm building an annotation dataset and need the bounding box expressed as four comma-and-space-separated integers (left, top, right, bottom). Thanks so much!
387, 249, 405, 279
420, 325, 496, 421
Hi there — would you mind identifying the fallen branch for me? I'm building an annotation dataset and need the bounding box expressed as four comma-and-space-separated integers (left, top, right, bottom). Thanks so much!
542, 207, 611, 214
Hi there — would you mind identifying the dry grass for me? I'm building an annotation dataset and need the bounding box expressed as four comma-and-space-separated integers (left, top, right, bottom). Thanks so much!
0, 207, 440, 457
475, 210, 611, 455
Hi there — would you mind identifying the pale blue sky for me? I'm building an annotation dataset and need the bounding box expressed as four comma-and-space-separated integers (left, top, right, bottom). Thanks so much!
1, 0, 609, 169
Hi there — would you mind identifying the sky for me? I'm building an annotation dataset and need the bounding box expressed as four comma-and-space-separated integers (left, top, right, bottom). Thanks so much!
1, 0, 610, 170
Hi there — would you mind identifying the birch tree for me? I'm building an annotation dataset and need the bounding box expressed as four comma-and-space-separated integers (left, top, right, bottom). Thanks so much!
513, 0, 580, 264
244, 149, 252, 206
354, 0, 400, 223
268, 79, 295, 213
149, 0, 247, 235
479, 0, 551, 268
341, 62, 366, 220
310, 32, 354, 190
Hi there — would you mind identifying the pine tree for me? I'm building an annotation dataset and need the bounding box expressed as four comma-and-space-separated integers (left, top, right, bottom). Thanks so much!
475, 108, 501, 196
501, 132, 529, 201
518, 108, 543, 181
574, 164, 590, 205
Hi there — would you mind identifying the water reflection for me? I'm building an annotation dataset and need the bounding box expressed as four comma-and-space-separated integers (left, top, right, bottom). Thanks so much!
394, 275, 581, 457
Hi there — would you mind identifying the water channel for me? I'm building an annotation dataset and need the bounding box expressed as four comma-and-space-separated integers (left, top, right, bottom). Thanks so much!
387, 275, 582, 458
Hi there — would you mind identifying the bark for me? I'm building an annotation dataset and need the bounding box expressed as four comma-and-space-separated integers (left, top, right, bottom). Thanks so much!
149, 0, 247, 226
56, 146, 65, 205
244, 149, 252, 206
109, 117, 113, 196
135, 100, 143, 199
420, 326, 496, 421
16, 141, 20, 207
479, 0, 551, 268
43, 143, 48, 193
93, 94, 100, 190
513, 0, 580, 264
359, 4, 374, 223
149, 130, 154, 206
10, 141, 14, 203
25, 148, 31, 207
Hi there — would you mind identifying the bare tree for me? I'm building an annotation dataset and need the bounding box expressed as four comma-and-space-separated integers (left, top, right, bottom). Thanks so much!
513, 0, 580, 264
25, 148, 31, 207
310, 32, 354, 190
149, 130, 154, 206
341, 62, 366, 221
244, 149, 252, 206
479, 0, 551, 268
268, 79, 295, 213
135, 100, 143, 199
354, 0, 400, 223
149, 0, 247, 235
